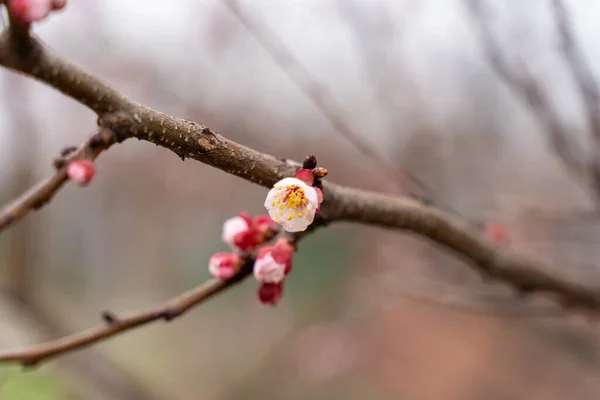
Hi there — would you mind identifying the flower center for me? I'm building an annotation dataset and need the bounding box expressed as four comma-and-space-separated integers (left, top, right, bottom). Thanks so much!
284, 186, 308, 209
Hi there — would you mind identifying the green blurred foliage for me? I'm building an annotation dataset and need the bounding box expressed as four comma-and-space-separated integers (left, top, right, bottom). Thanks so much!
0, 364, 65, 400
287, 228, 357, 319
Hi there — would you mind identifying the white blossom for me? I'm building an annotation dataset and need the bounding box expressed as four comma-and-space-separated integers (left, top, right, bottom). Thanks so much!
264, 177, 319, 232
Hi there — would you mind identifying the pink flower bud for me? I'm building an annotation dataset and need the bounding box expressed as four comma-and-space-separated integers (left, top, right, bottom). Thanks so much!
9, 0, 61, 25
253, 239, 295, 283
272, 238, 295, 275
233, 230, 259, 252
293, 169, 314, 186
222, 215, 250, 246
254, 215, 278, 233
483, 221, 509, 244
257, 282, 283, 306
208, 252, 241, 280
222, 212, 259, 252
254, 246, 286, 283
222, 213, 279, 252
67, 159, 96, 186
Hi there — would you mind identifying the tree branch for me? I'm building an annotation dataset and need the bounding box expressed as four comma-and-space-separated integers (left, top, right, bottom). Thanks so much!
463, 0, 590, 192
1, 18, 600, 367
0, 262, 254, 366
220, 0, 431, 198
0, 128, 114, 232
551, 0, 600, 194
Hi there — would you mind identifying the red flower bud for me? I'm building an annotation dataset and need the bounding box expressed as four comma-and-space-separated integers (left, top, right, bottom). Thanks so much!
257, 282, 284, 306
9, 0, 67, 25
67, 159, 96, 186
208, 252, 241, 279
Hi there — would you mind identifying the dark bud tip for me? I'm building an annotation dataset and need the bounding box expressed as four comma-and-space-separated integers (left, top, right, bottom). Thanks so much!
101, 311, 117, 324
161, 309, 179, 321
302, 154, 317, 170
409, 193, 434, 206
21, 359, 38, 369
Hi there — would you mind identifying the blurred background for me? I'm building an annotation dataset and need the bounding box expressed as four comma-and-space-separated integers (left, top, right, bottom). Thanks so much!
2, 0, 600, 398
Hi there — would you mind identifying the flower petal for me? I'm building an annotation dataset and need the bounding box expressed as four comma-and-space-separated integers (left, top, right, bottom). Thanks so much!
222, 215, 249, 245
257, 282, 284, 306
281, 217, 311, 232
293, 169, 314, 186
254, 253, 286, 283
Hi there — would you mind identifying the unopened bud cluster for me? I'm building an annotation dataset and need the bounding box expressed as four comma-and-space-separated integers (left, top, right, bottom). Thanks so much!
209, 155, 327, 306
8, 0, 67, 26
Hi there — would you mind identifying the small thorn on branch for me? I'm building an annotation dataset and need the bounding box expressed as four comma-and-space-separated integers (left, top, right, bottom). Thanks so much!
409, 193, 434, 206
160, 309, 180, 321
60, 146, 77, 157
101, 310, 117, 325
21, 359, 39, 369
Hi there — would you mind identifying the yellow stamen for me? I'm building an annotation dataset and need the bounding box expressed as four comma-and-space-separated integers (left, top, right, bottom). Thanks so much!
286, 187, 307, 209
287, 213, 295, 221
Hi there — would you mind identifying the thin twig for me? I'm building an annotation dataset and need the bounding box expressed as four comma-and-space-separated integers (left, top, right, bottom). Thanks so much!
551, 0, 600, 196
0, 28, 597, 313
0, 264, 253, 366
464, 0, 589, 190
220, 0, 431, 198
0, 128, 115, 233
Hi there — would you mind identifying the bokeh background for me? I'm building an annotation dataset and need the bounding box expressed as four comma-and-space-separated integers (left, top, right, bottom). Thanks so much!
2, 0, 600, 399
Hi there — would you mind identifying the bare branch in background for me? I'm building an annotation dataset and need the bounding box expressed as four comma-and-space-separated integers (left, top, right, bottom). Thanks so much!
1, 5, 600, 365
464, 0, 592, 198
551, 0, 600, 196
0, 266, 252, 366
0, 128, 114, 233
220, 0, 431, 199
0, 294, 165, 399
